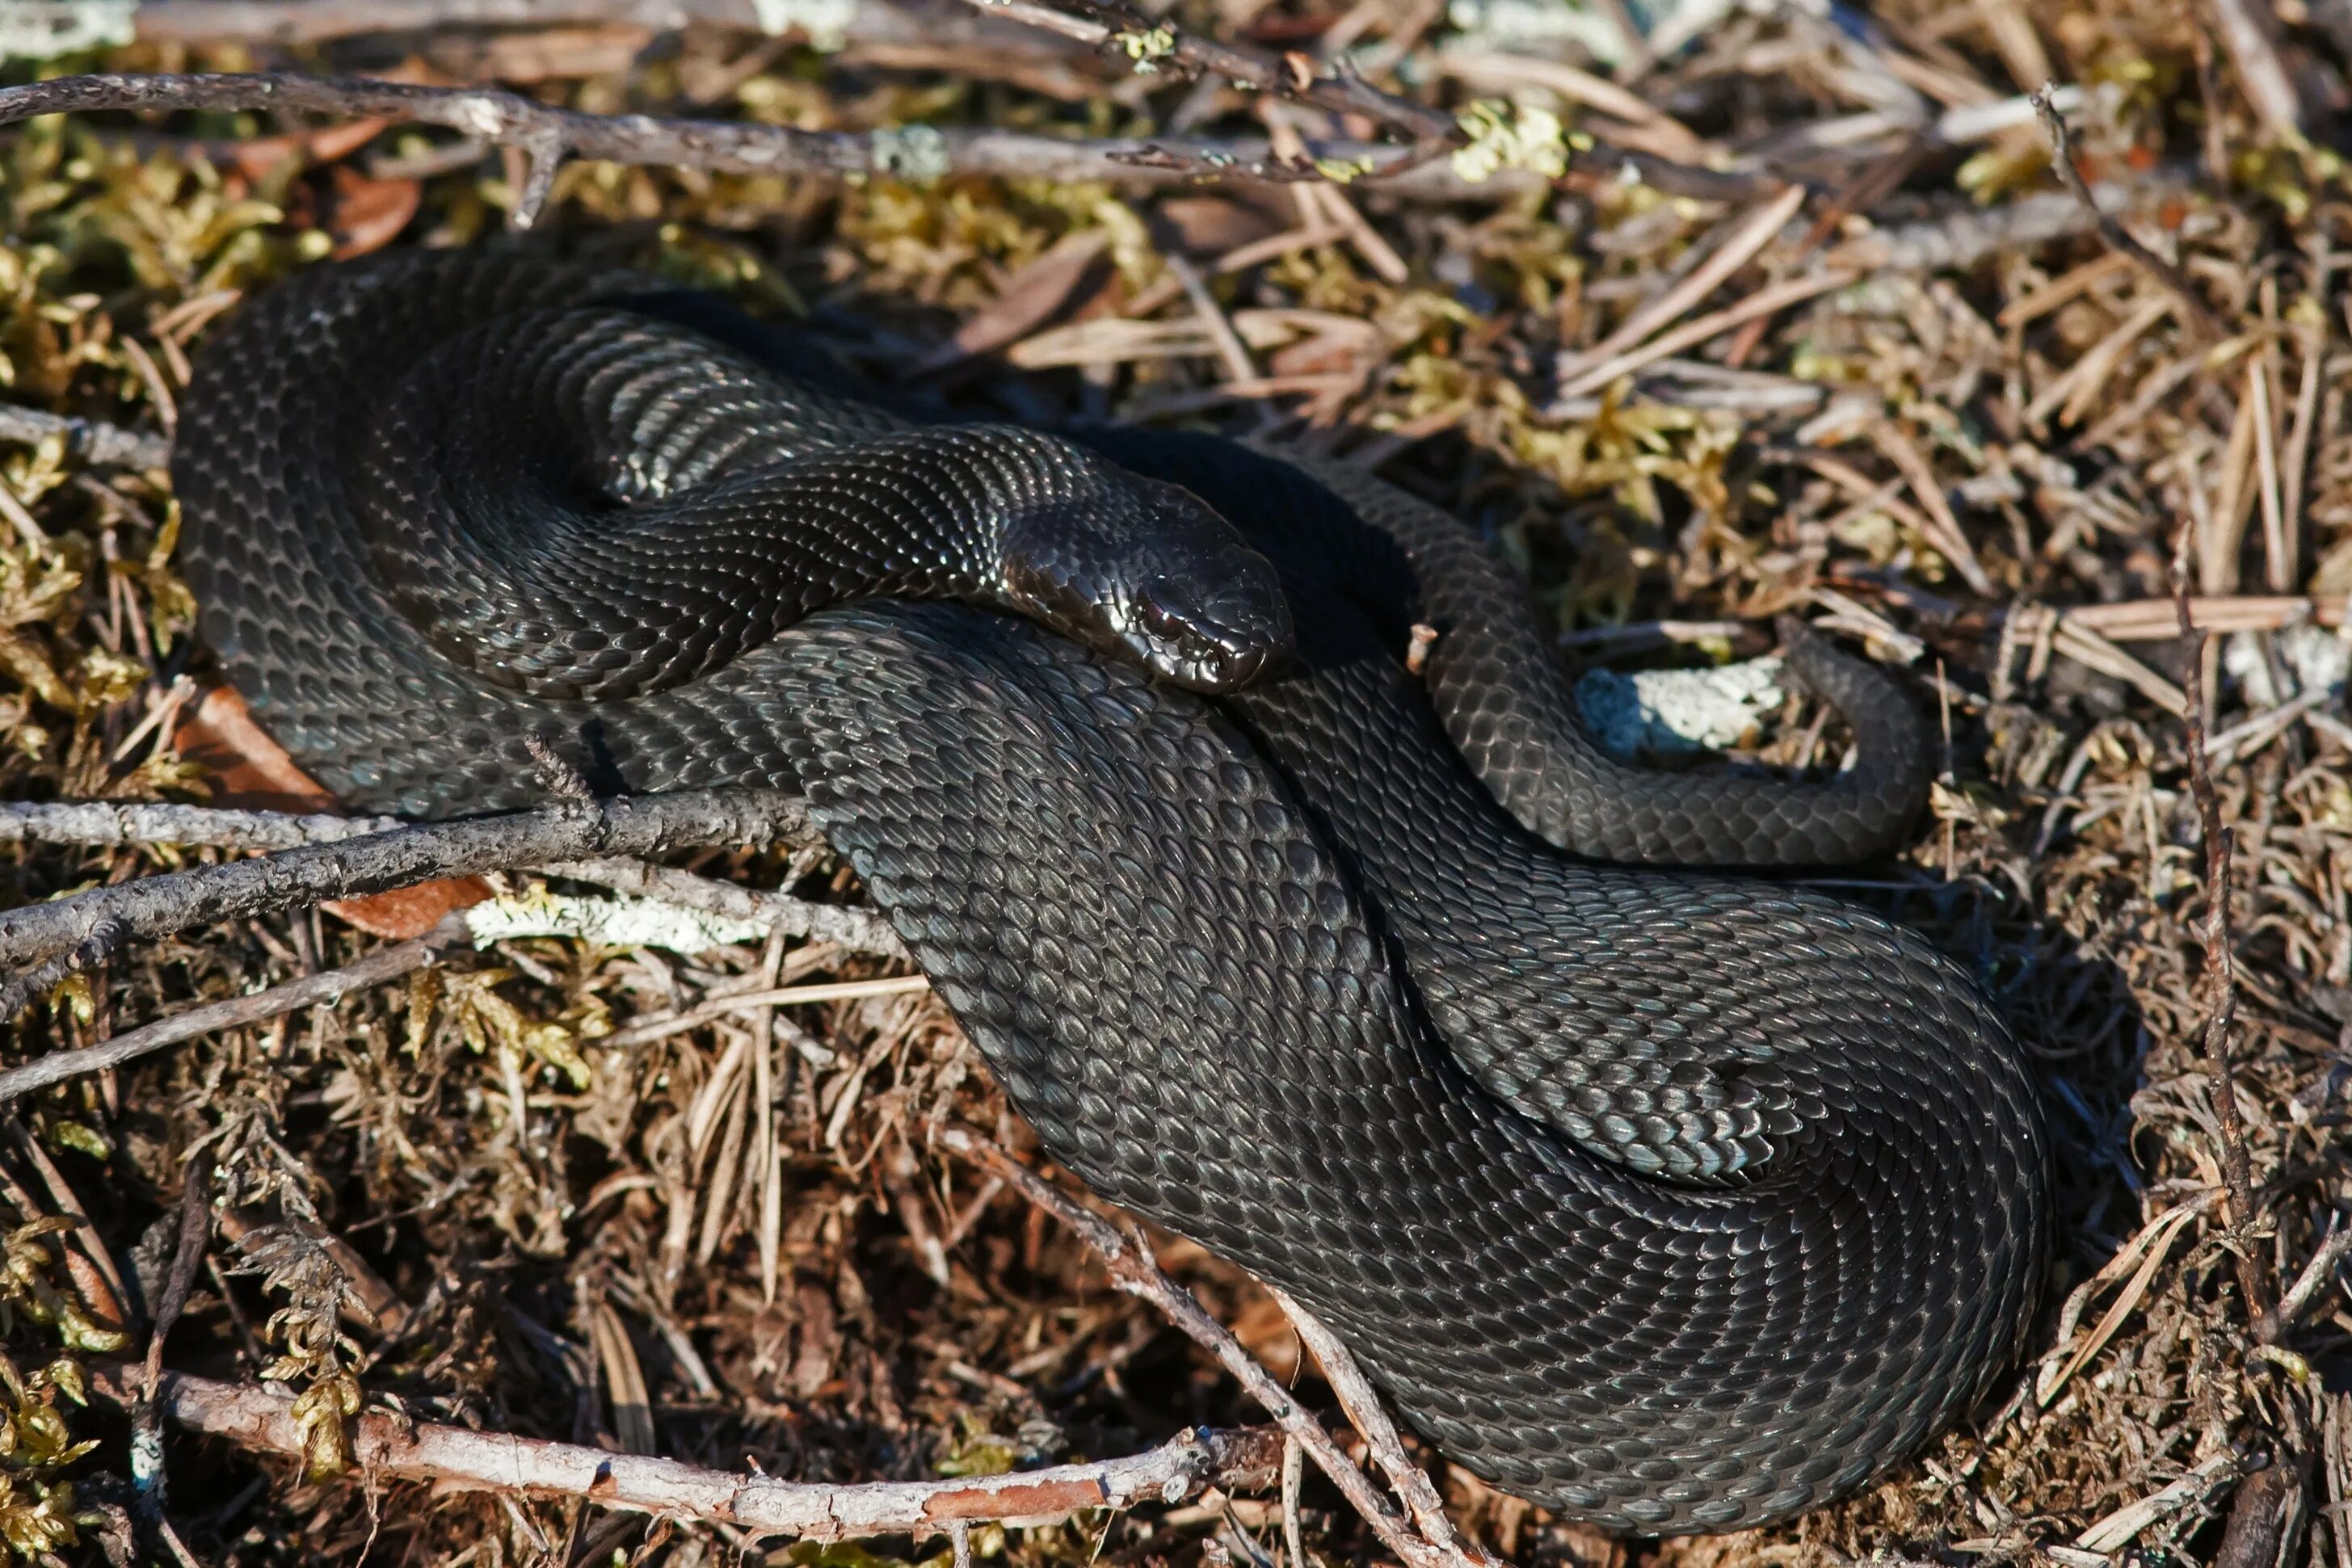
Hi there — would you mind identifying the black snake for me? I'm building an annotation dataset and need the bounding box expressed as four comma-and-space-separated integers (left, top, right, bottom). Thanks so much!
172, 246, 2052, 1535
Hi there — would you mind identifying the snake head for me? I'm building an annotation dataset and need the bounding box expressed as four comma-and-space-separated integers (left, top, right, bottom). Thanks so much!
1003, 470, 1294, 696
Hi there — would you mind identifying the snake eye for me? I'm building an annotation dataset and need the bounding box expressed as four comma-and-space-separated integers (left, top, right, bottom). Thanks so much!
1135, 580, 1190, 641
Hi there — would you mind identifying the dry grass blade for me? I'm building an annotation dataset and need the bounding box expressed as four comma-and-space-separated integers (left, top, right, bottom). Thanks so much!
1552, 269, 1858, 398
2034, 1200, 2203, 1407
1555, 185, 1806, 384
2075, 1452, 2244, 1554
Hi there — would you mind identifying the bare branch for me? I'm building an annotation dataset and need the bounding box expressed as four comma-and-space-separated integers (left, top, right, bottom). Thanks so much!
0, 914, 473, 1106
2029, 87, 2225, 340
543, 858, 908, 960
1828, 170, 2199, 273
2257, 1220, 2352, 1345
953, 0, 1455, 143
89, 1360, 1282, 1536
0, 800, 401, 851
0, 799, 907, 958
936, 1129, 1491, 1568
0, 70, 1536, 204
2214, 1459, 2306, 1568
0, 405, 171, 471
947, 0, 1769, 200
0, 789, 815, 1020
6, 797, 904, 963
131, 1149, 212, 1565
129, 0, 1022, 48
132, 0, 771, 43
1273, 1292, 1467, 1559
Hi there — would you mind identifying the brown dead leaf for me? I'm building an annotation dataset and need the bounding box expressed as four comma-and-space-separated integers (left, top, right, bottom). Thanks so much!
327, 166, 423, 260
173, 687, 489, 939
174, 687, 335, 812
1151, 193, 1288, 257
916, 231, 1112, 373
1224, 1289, 1302, 1381
229, 118, 393, 183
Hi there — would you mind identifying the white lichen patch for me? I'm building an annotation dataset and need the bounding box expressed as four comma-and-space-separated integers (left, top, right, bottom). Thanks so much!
0, 0, 135, 60
1576, 654, 1788, 759
465, 885, 769, 954
747, 0, 857, 49
2226, 624, 2351, 706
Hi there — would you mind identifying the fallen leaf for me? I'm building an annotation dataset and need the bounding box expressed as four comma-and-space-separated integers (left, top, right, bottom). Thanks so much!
174, 687, 334, 811
1150, 193, 1287, 256
173, 686, 490, 939
320, 879, 490, 941
915, 231, 1110, 373
327, 166, 423, 260
229, 117, 393, 183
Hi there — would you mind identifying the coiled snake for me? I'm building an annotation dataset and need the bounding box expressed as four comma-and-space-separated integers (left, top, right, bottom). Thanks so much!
173, 247, 2051, 1535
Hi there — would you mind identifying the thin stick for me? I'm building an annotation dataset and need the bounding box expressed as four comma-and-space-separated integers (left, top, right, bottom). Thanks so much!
132, 1151, 212, 1532
2170, 515, 2270, 1322
0, 71, 1531, 208
538, 859, 908, 960
0, 914, 473, 1105
2257, 1221, 2352, 1346
128, 0, 992, 46
953, 0, 1456, 144
937, 1129, 1489, 1568
2029, 86, 2225, 341
0, 800, 906, 959
0, 788, 814, 1019
945, 0, 1757, 199
0, 405, 171, 470
0, 799, 400, 850
1273, 1293, 1465, 1558
1553, 269, 1858, 399
90, 1360, 1282, 1536
1555, 184, 1806, 384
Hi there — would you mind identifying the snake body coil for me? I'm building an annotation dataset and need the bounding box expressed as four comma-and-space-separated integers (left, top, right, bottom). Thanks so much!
174, 249, 2052, 1535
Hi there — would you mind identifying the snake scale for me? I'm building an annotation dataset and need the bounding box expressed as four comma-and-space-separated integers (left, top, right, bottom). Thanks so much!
173, 247, 2052, 1535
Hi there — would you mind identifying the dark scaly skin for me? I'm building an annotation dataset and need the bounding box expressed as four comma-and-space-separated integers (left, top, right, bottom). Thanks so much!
216, 249, 1291, 708
1075, 429, 1937, 866
171, 250, 2052, 1535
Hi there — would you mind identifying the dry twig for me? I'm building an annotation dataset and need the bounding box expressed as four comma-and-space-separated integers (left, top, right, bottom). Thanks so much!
1273, 1293, 1465, 1557
937, 1128, 1493, 1568
0, 789, 814, 1019
131, 1150, 212, 1568
129, 0, 848, 44
90, 1360, 1283, 1538
2028, 86, 2224, 340
949, 0, 1454, 144
2169, 519, 2269, 1323
0, 800, 401, 851
0, 71, 1536, 211
0, 405, 172, 472
0, 797, 905, 958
